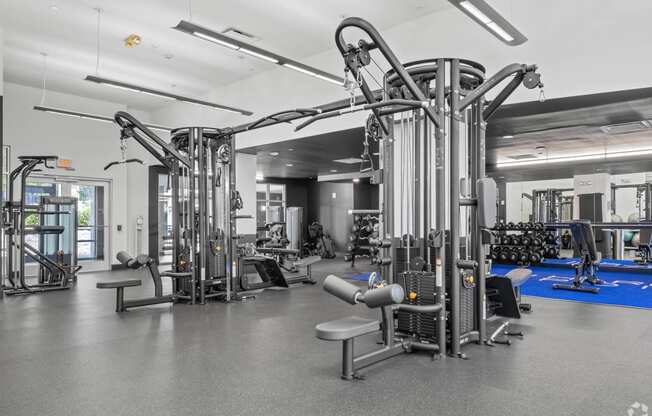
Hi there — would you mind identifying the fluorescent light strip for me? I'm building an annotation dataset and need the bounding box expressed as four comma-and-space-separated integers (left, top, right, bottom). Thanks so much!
33, 105, 172, 132
239, 48, 279, 63
84, 75, 252, 115
486, 22, 514, 42
193, 31, 239, 49
459, 1, 491, 24
175, 20, 345, 86
450, 0, 526, 46
496, 148, 652, 169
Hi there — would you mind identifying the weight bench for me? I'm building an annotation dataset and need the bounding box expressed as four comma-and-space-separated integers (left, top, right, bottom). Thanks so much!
552, 220, 604, 293
96, 279, 142, 312
97, 251, 191, 312
487, 268, 532, 345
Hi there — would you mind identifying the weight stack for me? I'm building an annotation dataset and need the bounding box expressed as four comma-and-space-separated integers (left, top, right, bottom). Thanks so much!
436, 238, 475, 338
396, 271, 437, 342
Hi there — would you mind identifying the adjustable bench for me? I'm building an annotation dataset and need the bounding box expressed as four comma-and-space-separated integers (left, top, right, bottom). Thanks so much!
552, 220, 604, 293
487, 268, 533, 345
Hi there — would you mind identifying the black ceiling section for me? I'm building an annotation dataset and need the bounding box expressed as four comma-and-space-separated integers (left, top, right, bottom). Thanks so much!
243, 127, 379, 179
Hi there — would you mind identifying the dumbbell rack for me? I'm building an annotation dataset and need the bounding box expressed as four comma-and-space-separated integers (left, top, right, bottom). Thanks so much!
490, 222, 560, 266
345, 215, 379, 267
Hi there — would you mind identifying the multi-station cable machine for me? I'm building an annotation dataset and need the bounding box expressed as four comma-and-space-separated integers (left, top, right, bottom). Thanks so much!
308, 17, 543, 368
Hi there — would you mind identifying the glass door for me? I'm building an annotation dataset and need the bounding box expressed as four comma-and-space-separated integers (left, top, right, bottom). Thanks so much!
30, 176, 111, 272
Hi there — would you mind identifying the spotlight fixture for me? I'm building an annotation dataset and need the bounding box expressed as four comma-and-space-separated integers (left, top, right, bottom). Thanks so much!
448, 0, 527, 46
33, 105, 172, 132
84, 75, 253, 115
173, 20, 345, 86
496, 148, 652, 169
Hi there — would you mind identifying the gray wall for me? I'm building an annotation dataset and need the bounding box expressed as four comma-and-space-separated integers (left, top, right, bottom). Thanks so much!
308, 182, 354, 252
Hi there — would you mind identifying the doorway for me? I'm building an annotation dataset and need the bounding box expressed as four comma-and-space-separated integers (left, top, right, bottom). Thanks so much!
26, 176, 111, 272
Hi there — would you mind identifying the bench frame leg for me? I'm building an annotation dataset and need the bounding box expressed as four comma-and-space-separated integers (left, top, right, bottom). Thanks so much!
342, 338, 354, 380
116, 287, 125, 312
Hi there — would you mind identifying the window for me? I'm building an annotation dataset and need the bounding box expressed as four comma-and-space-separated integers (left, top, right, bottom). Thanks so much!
256, 183, 286, 238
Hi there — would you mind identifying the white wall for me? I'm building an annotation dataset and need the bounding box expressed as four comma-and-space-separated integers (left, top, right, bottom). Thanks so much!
2, 82, 145, 266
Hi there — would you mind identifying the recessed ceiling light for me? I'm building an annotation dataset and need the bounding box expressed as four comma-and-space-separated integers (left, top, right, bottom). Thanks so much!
256, 172, 264, 181
285, 163, 293, 167
502, 135, 514, 139
269, 151, 279, 156
50, 4, 59, 11
352, 178, 360, 183
288, 148, 295, 152
330, 169, 338, 173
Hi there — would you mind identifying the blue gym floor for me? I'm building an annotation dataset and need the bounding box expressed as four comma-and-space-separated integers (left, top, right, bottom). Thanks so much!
347, 266, 652, 309
540, 257, 652, 273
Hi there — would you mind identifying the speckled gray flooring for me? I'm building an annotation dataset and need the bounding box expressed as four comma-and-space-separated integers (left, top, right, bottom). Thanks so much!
1, 258, 651, 416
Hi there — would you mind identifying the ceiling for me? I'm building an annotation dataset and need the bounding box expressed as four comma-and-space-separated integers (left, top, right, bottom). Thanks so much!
488, 86, 652, 181
244, 127, 381, 179
0, 0, 450, 110
247, 86, 652, 181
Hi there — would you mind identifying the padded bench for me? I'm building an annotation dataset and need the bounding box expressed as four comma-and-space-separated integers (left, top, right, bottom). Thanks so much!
316, 316, 380, 379
96, 279, 142, 312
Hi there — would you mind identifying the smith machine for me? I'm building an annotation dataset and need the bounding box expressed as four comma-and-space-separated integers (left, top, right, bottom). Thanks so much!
306, 17, 542, 373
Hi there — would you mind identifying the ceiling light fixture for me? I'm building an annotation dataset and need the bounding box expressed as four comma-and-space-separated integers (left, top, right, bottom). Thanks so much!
33, 105, 172, 132
448, 0, 527, 46
256, 172, 264, 181
496, 148, 652, 169
174, 20, 345, 86
502, 135, 514, 139
269, 151, 279, 156
285, 163, 294, 167
84, 75, 252, 115
352, 178, 360, 183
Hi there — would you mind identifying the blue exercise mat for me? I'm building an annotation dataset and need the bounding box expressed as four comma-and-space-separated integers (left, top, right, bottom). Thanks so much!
347, 272, 374, 282
492, 264, 652, 309
541, 257, 652, 273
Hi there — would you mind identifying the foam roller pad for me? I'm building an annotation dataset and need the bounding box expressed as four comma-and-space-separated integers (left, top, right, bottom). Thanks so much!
362, 284, 405, 308
116, 251, 133, 266
323, 275, 361, 305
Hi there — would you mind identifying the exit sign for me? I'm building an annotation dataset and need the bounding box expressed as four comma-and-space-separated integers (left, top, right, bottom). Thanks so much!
57, 159, 73, 170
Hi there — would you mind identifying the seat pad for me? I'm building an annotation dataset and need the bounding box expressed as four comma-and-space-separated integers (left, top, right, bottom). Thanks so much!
315, 316, 379, 341
96, 279, 142, 289
505, 268, 532, 287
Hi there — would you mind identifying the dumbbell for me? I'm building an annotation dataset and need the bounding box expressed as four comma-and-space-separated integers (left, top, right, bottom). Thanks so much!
529, 250, 542, 264
500, 235, 513, 245
346, 243, 357, 252
498, 248, 509, 262
353, 215, 361, 222
544, 232, 556, 244
534, 222, 544, 231
351, 224, 360, 233
532, 236, 542, 247
521, 235, 532, 247
506, 249, 518, 263
518, 249, 529, 264
511, 235, 522, 246
507, 222, 515, 230
494, 222, 506, 231
344, 254, 353, 262
490, 246, 501, 261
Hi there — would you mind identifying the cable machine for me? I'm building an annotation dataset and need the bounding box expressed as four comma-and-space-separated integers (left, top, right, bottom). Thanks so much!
306, 17, 542, 361
2, 156, 81, 295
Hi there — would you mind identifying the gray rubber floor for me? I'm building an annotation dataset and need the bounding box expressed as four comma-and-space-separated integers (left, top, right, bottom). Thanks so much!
1, 258, 651, 416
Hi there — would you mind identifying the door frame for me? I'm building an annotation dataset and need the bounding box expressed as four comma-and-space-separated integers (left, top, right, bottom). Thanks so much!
29, 174, 112, 272
148, 165, 170, 264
